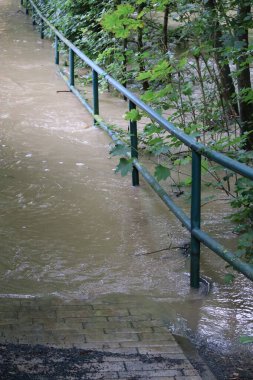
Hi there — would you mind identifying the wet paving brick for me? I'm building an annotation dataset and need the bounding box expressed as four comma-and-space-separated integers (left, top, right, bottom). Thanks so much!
0, 297, 203, 379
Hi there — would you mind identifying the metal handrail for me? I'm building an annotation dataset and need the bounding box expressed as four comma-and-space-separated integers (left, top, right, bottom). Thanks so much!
22, 0, 253, 286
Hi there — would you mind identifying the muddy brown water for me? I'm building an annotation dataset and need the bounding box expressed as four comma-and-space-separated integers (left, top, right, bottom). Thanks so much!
0, 0, 252, 373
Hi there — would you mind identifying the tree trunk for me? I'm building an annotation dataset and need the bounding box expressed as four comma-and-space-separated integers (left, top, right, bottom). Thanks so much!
113, 0, 121, 9
137, 4, 149, 91
206, 0, 238, 115
123, 37, 128, 100
237, 4, 253, 150
163, 5, 169, 53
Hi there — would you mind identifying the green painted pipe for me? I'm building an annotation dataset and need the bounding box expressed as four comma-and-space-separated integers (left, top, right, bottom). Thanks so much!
69, 49, 74, 87
55, 35, 59, 65
40, 18, 44, 39
190, 151, 201, 288
92, 70, 99, 125
129, 101, 139, 187
25, 1, 29, 15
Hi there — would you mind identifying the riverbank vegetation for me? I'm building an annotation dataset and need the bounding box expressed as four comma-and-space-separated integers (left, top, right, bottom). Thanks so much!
34, 0, 253, 264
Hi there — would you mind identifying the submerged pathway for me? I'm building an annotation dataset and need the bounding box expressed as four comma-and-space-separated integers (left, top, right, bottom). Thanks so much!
0, 0, 215, 378
0, 296, 206, 379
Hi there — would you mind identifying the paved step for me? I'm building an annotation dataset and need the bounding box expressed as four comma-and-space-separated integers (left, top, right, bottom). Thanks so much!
0, 296, 204, 379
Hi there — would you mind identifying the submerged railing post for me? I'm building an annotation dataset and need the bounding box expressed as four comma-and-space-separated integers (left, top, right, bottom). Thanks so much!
69, 48, 75, 87
55, 35, 59, 65
25, 0, 29, 15
129, 101, 139, 186
92, 70, 99, 125
190, 150, 201, 288
32, 6, 36, 26
40, 18, 44, 39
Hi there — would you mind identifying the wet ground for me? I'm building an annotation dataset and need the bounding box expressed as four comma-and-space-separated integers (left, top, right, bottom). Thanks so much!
0, 296, 206, 380
0, 344, 188, 380
0, 0, 252, 379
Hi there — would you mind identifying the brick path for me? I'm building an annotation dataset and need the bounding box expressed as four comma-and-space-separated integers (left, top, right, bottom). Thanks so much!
0, 296, 206, 379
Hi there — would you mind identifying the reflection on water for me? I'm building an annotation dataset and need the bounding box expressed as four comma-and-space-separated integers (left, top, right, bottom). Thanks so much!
0, 0, 252, 358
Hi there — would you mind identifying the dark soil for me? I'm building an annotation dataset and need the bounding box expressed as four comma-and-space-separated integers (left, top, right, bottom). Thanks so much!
1, 340, 252, 379
0, 344, 185, 380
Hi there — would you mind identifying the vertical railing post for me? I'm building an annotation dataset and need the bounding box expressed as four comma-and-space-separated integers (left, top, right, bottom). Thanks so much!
21, 0, 23, 6
32, 7, 36, 26
69, 48, 75, 87
40, 18, 44, 39
25, 0, 29, 15
129, 101, 139, 186
55, 35, 59, 65
190, 150, 201, 288
92, 70, 99, 125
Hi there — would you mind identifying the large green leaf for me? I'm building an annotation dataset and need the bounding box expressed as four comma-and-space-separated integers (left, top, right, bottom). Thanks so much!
154, 164, 170, 182
115, 158, 133, 176
110, 144, 130, 157
124, 109, 142, 122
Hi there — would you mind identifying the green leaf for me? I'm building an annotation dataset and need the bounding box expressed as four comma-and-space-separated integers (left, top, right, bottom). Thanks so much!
153, 145, 170, 156
184, 177, 192, 186
154, 164, 170, 182
141, 90, 156, 102
137, 9, 146, 19
182, 83, 193, 96
110, 144, 130, 157
138, 60, 172, 83
224, 273, 235, 284
115, 158, 133, 176
239, 336, 253, 344
101, 4, 143, 38
137, 71, 151, 81
151, 60, 173, 80
124, 109, 142, 121
177, 57, 188, 70
149, 137, 163, 145
143, 124, 162, 135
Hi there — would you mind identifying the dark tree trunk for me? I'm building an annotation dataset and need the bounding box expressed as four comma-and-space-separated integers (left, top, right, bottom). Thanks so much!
214, 34, 239, 116
163, 5, 169, 53
237, 4, 253, 150
123, 37, 128, 100
206, 0, 239, 115
113, 0, 121, 9
137, 4, 149, 91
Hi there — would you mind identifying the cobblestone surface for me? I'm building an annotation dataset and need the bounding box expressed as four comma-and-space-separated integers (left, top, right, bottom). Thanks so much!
0, 297, 203, 379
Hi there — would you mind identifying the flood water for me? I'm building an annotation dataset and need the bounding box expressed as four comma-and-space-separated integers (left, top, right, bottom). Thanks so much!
0, 0, 252, 369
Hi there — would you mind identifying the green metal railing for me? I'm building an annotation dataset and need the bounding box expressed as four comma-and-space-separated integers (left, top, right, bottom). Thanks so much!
22, 0, 253, 287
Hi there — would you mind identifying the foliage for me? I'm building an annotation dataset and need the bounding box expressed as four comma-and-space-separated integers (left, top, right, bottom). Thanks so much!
239, 335, 253, 344
115, 158, 134, 176
154, 164, 171, 181
101, 4, 143, 38
230, 176, 253, 263
110, 143, 130, 157
38, 0, 113, 57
